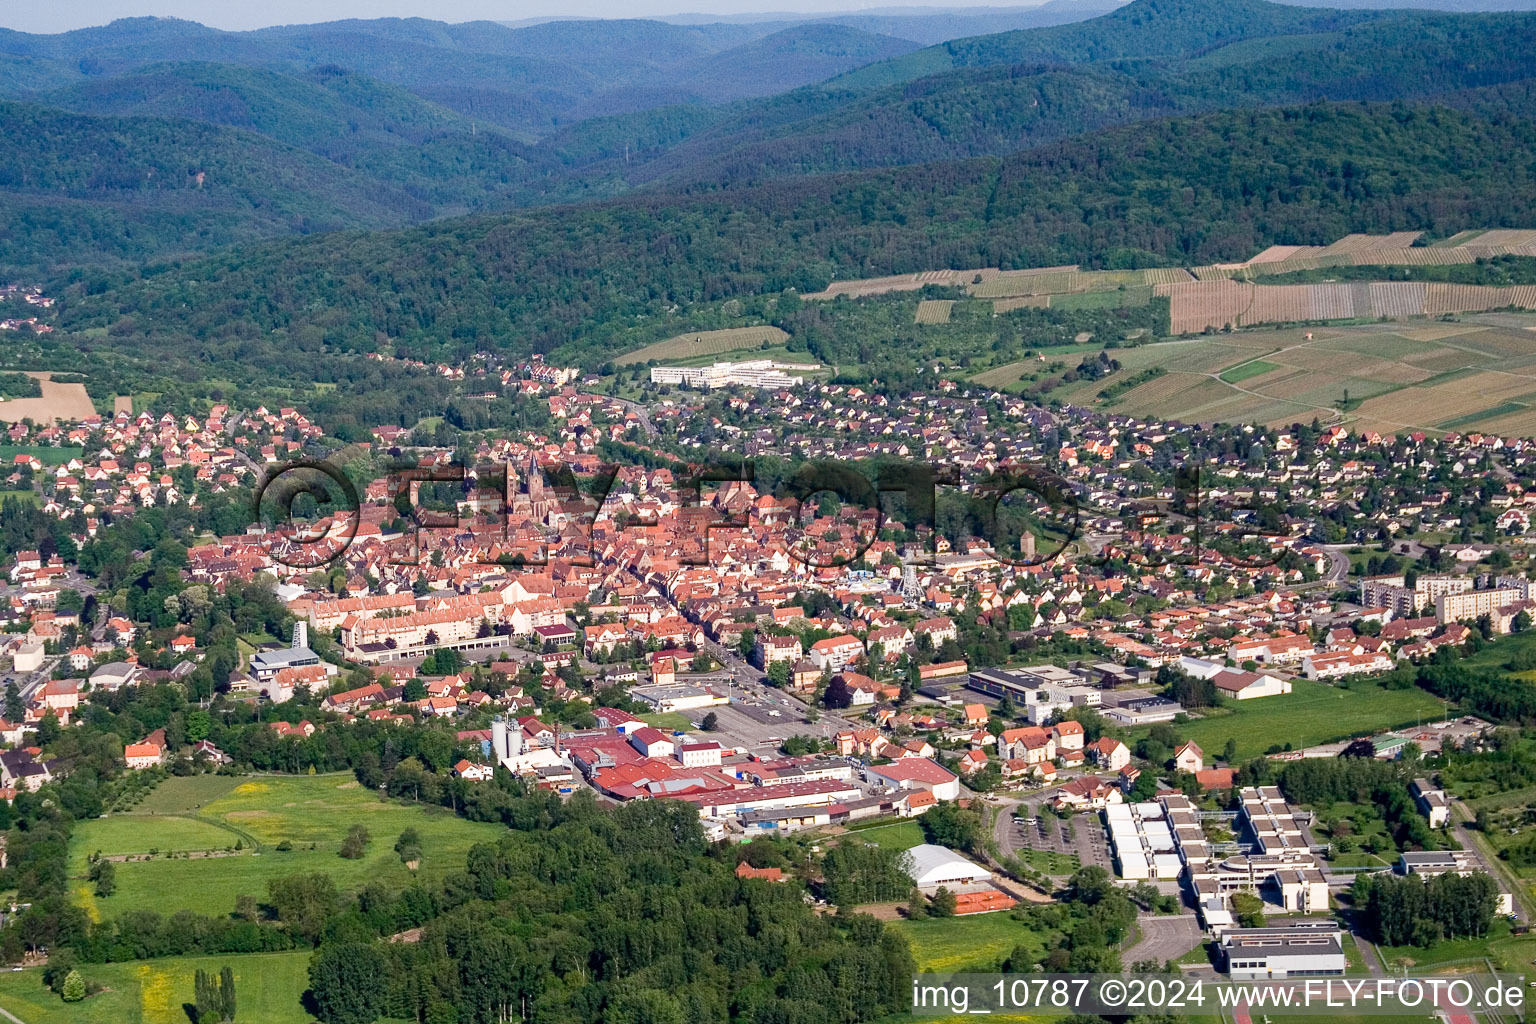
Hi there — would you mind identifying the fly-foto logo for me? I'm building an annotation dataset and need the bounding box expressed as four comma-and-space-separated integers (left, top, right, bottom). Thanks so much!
252, 456, 1290, 573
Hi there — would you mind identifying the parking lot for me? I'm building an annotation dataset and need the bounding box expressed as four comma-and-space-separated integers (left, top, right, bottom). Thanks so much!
1003, 809, 1113, 876
676, 700, 807, 753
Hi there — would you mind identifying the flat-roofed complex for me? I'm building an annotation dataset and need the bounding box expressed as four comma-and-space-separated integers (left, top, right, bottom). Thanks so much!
1141, 788, 1328, 932
1221, 921, 1346, 980
650, 360, 819, 390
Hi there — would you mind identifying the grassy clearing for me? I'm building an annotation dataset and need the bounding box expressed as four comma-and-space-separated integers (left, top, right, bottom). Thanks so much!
894, 911, 1043, 972
1376, 918, 1531, 969
131, 775, 243, 814
1220, 358, 1280, 383
1153, 679, 1450, 761
639, 712, 694, 732
0, 951, 312, 1024
0, 444, 84, 466
847, 820, 926, 851
70, 775, 501, 919
71, 815, 237, 860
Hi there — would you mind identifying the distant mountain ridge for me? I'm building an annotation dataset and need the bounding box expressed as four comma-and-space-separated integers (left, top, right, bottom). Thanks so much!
10, 0, 1536, 279
0, 14, 944, 133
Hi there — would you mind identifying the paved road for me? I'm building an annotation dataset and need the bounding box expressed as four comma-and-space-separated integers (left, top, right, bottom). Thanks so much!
1450, 798, 1535, 922
603, 396, 659, 439
702, 640, 861, 740
1321, 544, 1353, 586
1122, 915, 1204, 966
222, 412, 264, 475
1354, 932, 1388, 977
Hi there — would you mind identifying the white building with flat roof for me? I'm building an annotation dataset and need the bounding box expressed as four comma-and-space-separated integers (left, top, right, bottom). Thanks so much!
650, 360, 819, 390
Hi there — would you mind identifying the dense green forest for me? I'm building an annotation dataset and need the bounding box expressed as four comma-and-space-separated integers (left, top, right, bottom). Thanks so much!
0, 99, 429, 271
0, 15, 923, 134
831, 0, 1388, 89
11, 0, 1536, 276
603, 10, 1536, 191
52, 99, 1536, 368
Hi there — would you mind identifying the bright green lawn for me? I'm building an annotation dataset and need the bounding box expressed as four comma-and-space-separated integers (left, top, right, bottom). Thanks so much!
71, 775, 502, 920
0, 445, 84, 466
1220, 358, 1280, 383
1156, 679, 1450, 761
849, 820, 926, 851
1377, 918, 1521, 969
132, 775, 244, 814
72, 815, 237, 859
639, 712, 693, 732
895, 911, 1043, 973
0, 951, 311, 1024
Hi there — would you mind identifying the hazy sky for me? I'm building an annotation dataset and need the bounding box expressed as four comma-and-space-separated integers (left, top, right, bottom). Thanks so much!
4, 0, 1034, 35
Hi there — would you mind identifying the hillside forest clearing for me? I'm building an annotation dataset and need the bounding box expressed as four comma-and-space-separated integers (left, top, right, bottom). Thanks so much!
615, 325, 789, 364
68, 774, 502, 918
0, 372, 96, 425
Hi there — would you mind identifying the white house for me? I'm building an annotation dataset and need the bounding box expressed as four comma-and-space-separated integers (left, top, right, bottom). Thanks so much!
1211, 669, 1293, 701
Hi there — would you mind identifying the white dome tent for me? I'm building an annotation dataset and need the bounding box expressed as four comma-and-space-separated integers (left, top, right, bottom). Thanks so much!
900, 844, 992, 890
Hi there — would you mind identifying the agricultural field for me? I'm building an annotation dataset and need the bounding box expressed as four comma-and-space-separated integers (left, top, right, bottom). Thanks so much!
0, 373, 98, 425
615, 325, 789, 364
69, 774, 502, 919
1004, 318, 1536, 433
0, 952, 312, 1024
914, 300, 954, 324
1148, 679, 1451, 762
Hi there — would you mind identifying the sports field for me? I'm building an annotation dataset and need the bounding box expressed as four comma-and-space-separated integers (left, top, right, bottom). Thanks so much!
1148, 679, 1450, 762
0, 951, 311, 1024
846, 819, 926, 851
70, 774, 502, 918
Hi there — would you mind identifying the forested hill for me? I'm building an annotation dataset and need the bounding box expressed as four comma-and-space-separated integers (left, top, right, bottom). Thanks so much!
57, 100, 1536, 368
552, 9, 1536, 191
32, 63, 569, 211
12, 0, 1536, 281
0, 100, 428, 271
0, 15, 923, 133
829, 0, 1389, 89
